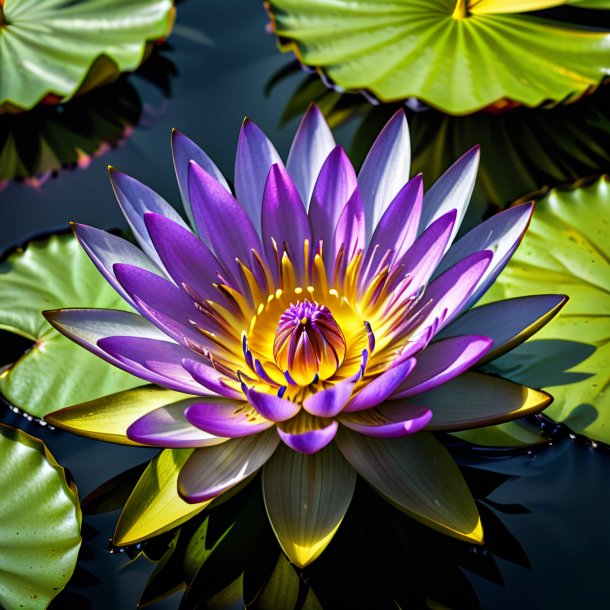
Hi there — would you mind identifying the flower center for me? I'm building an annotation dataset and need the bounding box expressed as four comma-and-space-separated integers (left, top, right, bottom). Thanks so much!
273, 299, 346, 386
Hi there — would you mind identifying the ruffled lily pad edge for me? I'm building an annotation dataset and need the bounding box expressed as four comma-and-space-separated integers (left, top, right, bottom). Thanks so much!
0, 7, 175, 113
264, 2, 610, 116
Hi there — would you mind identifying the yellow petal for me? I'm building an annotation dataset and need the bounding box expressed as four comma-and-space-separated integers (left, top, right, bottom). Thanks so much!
114, 448, 210, 546
469, 0, 567, 14
45, 385, 190, 445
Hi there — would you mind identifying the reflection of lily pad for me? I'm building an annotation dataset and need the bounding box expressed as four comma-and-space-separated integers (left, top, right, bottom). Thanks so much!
266, 0, 610, 114
483, 177, 610, 444
0, 0, 175, 112
0, 233, 142, 418
0, 78, 140, 187
0, 423, 81, 609
0, 46, 176, 187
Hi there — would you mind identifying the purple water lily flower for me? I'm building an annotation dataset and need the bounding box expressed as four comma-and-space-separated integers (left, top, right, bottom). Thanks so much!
46, 104, 566, 566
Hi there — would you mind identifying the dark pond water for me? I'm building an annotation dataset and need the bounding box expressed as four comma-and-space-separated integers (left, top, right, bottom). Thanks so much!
1, 1, 610, 609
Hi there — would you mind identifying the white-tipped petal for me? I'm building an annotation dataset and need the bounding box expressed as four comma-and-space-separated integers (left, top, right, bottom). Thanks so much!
234, 119, 284, 235
419, 146, 480, 246
434, 202, 534, 308
287, 103, 336, 209
358, 110, 411, 241
109, 168, 189, 268
172, 129, 231, 230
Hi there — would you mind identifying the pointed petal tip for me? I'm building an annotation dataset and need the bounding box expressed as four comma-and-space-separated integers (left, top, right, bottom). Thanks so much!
470, 518, 484, 545
388, 107, 407, 123
41, 308, 60, 323
305, 100, 322, 116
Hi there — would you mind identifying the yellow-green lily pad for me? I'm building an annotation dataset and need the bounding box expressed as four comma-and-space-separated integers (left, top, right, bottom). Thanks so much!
0, 423, 81, 609
483, 177, 610, 444
0, 0, 175, 113
0, 233, 142, 418
266, 0, 610, 114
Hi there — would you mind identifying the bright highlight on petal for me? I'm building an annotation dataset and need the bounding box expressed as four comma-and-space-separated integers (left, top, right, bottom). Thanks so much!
263, 443, 356, 567
46, 104, 567, 563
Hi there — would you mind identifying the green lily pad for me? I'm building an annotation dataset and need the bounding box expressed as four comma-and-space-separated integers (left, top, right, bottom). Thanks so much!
266, 0, 610, 114
482, 177, 610, 444
0, 423, 81, 609
0, 0, 175, 113
0, 233, 143, 418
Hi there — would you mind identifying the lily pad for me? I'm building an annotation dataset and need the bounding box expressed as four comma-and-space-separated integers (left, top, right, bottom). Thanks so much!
0, 46, 176, 187
483, 177, 610, 444
0, 233, 143, 418
0, 423, 81, 609
0, 0, 175, 112
266, 0, 610, 114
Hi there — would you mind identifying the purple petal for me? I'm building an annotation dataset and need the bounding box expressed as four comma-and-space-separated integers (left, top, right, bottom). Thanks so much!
302, 378, 356, 418
43, 308, 178, 387
189, 162, 263, 267
437, 294, 568, 363
411, 250, 493, 333
126, 401, 229, 448
262, 164, 312, 278
144, 212, 223, 303
178, 430, 280, 503
363, 174, 423, 281
172, 129, 231, 229
434, 203, 534, 309
277, 414, 338, 454
185, 400, 273, 438
418, 146, 479, 245
286, 103, 336, 208
234, 119, 284, 235
72, 224, 163, 309
358, 110, 411, 241
333, 187, 365, 276
392, 336, 493, 399
389, 209, 457, 295
343, 358, 417, 412
309, 146, 358, 265
109, 168, 189, 268
113, 263, 208, 348
246, 387, 301, 422
182, 358, 243, 400
339, 404, 432, 438
98, 335, 209, 395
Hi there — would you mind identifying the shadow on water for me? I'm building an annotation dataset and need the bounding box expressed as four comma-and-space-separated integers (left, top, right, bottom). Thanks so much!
0, 46, 177, 189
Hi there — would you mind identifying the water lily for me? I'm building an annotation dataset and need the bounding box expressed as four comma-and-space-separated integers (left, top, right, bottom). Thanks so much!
45, 104, 566, 566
